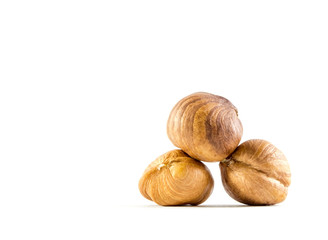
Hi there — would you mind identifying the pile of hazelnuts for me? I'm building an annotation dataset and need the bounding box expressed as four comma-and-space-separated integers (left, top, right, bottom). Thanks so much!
139, 92, 291, 206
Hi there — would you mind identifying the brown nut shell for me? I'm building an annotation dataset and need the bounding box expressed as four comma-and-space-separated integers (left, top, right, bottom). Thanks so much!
167, 92, 243, 162
138, 150, 214, 206
220, 139, 291, 205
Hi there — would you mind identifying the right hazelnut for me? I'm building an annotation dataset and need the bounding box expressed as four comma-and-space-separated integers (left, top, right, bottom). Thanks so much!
220, 139, 291, 205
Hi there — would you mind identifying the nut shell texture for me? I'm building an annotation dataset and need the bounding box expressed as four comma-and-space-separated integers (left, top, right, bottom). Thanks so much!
220, 139, 291, 205
138, 150, 214, 206
167, 92, 243, 162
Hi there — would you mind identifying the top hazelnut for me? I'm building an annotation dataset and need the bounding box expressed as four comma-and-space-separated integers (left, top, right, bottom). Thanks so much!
167, 92, 243, 162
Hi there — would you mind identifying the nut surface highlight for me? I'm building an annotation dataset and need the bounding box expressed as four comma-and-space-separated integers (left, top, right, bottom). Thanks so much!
220, 139, 291, 205
138, 150, 214, 206
167, 92, 243, 162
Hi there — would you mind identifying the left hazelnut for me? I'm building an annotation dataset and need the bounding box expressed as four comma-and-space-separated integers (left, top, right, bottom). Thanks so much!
138, 149, 214, 206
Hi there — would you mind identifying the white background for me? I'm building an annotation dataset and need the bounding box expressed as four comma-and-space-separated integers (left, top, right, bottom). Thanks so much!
1, 0, 327, 239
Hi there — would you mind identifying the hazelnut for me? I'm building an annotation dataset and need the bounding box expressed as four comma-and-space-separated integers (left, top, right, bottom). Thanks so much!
220, 139, 291, 205
167, 92, 243, 162
138, 149, 214, 206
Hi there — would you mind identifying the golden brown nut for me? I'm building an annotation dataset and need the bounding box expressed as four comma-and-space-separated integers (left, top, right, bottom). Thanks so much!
138, 150, 214, 206
167, 92, 243, 162
220, 139, 291, 205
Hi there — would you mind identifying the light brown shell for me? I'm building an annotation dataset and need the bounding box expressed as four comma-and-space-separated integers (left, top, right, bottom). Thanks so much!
167, 92, 243, 162
138, 150, 214, 206
220, 139, 291, 205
